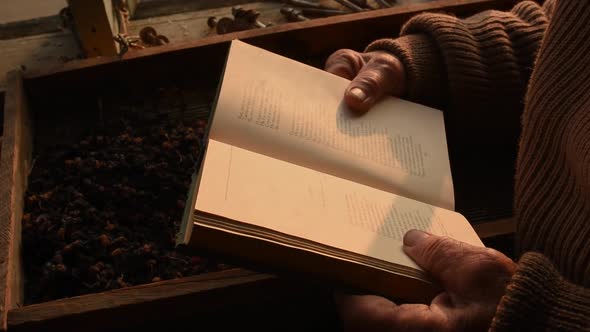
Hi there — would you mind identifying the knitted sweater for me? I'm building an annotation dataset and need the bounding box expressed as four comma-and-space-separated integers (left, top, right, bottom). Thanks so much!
365, 0, 589, 330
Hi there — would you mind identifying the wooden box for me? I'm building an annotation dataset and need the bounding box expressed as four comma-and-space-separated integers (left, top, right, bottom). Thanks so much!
0, 0, 518, 330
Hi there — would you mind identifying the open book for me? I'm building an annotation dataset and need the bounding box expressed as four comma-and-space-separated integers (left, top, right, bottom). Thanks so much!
177, 39, 483, 304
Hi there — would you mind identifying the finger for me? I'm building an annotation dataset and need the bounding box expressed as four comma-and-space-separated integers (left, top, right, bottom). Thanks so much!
344, 52, 404, 114
402, 230, 513, 289
333, 293, 399, 331
334, 293, 446, 331
402, 230, 471, 282
324, 49, 366, 80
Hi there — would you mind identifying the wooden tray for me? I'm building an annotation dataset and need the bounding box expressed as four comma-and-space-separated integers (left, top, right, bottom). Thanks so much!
1, 0, 518, 330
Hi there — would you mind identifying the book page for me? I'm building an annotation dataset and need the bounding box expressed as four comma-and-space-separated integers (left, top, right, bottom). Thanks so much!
210, 40, 454, 210
195, 140, 482, 270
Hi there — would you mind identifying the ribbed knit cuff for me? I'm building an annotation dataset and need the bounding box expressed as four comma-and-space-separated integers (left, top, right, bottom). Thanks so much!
364, 35, 448, 109
491, 252, 590, 331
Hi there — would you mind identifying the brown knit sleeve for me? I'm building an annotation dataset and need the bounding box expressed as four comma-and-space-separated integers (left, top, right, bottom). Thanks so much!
364, 1, 551, 150
490, 252, 590, 331
365, 1, 550, 111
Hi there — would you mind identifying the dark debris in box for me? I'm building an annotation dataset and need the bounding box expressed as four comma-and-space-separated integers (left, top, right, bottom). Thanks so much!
21, 111, 229, 304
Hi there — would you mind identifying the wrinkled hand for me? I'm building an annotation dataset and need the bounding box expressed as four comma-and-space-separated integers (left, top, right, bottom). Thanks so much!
335, 230, 516, 332
325, 49, 406, 113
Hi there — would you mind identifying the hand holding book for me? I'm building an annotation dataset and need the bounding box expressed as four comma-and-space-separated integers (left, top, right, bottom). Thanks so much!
325, 46, 516, 332
335, 229, 516, 331
325, 49, 407, 114
178, 40, 485, 304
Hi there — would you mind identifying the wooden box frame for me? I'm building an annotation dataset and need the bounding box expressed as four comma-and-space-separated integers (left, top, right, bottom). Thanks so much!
1, 0, 518, 330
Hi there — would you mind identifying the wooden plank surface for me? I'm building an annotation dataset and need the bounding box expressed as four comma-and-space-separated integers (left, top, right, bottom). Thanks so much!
0, 32, 82, 92
126, 1, 285, 47
25, 0, 517, 84
0, 16, 64, 40
0, 1, 280, 92
131, 0, 267, 19
129, 0, 433, 20
473, 218, 516, 239
0, 72, 31, 331
0, 0, 289, 91
1, 0, 516, 92
7, 268, 320, 332
0, 0, 66, 24
67, 0, 120, 57
123, 0, 437, 43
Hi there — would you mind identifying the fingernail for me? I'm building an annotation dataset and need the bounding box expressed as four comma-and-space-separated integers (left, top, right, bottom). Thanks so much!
403, 230, 430, 247
349, 87, 367, 103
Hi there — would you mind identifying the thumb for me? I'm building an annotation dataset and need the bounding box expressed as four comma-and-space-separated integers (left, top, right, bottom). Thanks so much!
402, 230, 473, 285
344, 52, 405, 114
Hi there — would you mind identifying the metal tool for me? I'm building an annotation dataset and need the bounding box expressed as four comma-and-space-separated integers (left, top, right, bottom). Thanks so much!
207, 16, 239, 34
348, 0, 376, 10
375, 0, 395, 8
139, 26, 169, 46
283, 0, 326, 9
232, 6, 270, 28
332, 0, 365, 12
207, 16, 218, 28
297, 6, 349, 16
281, 6, 311, 21
207, 7, 272, 35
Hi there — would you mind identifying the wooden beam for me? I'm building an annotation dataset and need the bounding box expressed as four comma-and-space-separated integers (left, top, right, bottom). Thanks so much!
130, 0, 259, 20
7, 269, 287, 332
0, 0, 65, 24
0, 31, 80, 93
473, 218, 516, 239
24, 0, 518, 83
66, 0, 120, 57
0, 16, 63, 40
0, 71, 31, 331
2, 0, 517, 92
